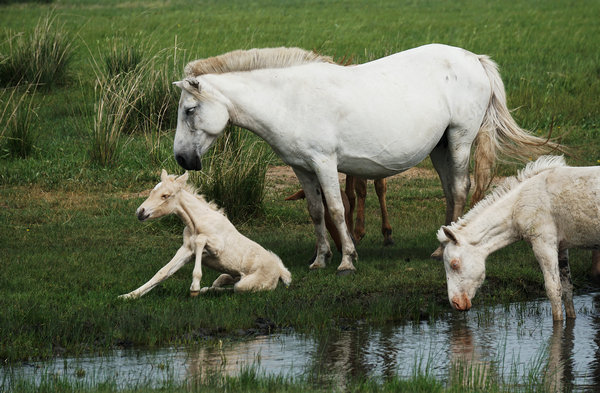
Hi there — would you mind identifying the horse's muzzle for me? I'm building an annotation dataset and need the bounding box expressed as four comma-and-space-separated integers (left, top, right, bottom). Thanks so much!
136, 208, 149, 222
175, 153, 202, 171
451, 294, 472, 311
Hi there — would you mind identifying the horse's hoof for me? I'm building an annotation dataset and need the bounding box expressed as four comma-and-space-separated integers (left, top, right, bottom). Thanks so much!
190, 291, 200, 297
383, 238, 395, 247
336, 269, 355, 277
309, 261, 326, 270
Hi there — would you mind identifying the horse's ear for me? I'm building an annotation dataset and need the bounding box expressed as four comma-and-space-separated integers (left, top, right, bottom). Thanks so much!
160, 169, 168, 181
176, 171, 189, 185
441, 226, 459, 245
185, 77, 200, 90
173, 80, 185, 89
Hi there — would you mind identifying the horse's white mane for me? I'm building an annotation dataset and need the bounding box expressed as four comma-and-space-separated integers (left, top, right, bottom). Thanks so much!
184, 47, 334, 77
448, 155, 567, 230
162, 175, 225, 215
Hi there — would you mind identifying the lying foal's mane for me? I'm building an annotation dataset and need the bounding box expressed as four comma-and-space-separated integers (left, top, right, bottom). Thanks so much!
184, 47, 335, 77
164, 175, 225, 215
449, 155, 567, 230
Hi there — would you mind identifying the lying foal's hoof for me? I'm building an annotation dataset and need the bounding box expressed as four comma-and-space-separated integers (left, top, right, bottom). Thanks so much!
336, 269, 355, 277
190, 291, 200, 297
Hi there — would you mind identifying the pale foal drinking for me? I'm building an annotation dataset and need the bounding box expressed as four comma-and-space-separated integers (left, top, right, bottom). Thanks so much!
438, 156, 600, 320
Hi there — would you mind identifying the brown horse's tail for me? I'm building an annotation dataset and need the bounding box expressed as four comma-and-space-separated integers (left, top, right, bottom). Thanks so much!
472, 55, 567, 206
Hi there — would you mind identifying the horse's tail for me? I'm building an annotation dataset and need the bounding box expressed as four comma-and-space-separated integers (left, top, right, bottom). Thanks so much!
472, 55, 566, 205
279, 266, 292, 288
270, 251, 292, 287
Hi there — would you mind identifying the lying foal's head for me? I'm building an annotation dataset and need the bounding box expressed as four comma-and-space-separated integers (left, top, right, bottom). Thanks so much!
136, 170, 189, 221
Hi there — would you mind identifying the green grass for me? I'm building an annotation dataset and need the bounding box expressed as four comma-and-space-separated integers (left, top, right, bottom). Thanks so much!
1, 359, 561, 393
0, 0, 599, 375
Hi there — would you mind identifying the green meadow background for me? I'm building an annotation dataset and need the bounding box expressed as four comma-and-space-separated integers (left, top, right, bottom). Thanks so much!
1, 0, 599, 385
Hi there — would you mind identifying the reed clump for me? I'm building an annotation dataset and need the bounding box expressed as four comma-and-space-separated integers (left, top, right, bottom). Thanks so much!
0, 84, 38, 158
0, 11, 74, 88
193, 125, 274, 222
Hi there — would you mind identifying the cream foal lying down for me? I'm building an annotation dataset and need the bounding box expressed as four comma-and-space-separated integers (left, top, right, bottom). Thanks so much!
120, 170, 291, 299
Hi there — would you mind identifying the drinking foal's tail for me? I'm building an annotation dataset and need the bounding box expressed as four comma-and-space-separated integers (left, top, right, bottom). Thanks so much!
471, 55, 567, 206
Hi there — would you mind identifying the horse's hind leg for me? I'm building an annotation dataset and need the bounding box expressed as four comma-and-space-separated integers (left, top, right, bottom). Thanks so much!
344, 175, 356, 237
199, 274, 239, 294
212, 274, 239, 288
374, 178, 393, 246
293, 168, 332, 269
559, 249, 576, 319
430, 130, 474, 259
313, 163, 358, 274
353, 178, 367, 243
591, 250, 600, 282
234, 271, 278, 292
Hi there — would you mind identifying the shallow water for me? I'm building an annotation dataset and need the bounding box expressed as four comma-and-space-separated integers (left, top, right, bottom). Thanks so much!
4, 292, 600, 390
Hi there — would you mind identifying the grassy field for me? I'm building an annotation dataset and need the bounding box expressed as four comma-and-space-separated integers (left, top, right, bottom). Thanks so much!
1, 0, 599, 379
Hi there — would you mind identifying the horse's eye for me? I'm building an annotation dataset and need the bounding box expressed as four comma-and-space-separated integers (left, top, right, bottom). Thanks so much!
185, 107, 195, 116
450, 259, 461, 271
161, 194, 169, 200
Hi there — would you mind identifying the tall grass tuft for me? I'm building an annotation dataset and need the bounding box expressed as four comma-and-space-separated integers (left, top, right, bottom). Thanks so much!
88, 71, 144, 167
89, 41, 182, 167
193, 126, 274, 222
0, 84, 38, 158
132, 47, 181, 136
103, 38, 144, 77
0, 11, 74, 88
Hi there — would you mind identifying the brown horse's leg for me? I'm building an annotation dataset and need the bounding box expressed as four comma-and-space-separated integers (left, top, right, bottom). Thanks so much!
374, 178, 393, 246
285, 187, 348, 255
344, 175, 356, 237
591, 250, 600, 282
354, 178, 367, 243
323, 192, 343, 253
558, 249, 576, 319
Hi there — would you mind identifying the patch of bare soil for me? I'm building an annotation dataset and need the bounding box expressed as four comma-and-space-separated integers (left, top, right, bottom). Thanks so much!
265, 165, 439, 190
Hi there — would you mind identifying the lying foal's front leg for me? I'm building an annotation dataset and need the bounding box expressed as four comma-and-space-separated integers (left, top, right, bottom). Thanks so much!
189, 235, 208, 297
119, 245, 193, 299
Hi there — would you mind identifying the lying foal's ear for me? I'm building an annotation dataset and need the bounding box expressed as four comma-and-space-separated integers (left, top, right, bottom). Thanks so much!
176, 171, 189, 185
160, 169, 168, 182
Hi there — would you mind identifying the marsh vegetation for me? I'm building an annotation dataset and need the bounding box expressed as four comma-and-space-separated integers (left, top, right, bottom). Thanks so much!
1, 0, 599, 391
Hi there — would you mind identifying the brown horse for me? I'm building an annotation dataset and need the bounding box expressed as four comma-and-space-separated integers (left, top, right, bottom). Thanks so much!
286, 175, 393, 253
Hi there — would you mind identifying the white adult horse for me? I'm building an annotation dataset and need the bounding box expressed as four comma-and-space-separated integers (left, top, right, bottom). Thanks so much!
438, 156, 600, 321
173, 44, 559, 274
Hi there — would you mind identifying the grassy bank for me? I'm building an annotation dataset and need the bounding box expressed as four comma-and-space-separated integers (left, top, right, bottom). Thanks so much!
1, 0, 599, 366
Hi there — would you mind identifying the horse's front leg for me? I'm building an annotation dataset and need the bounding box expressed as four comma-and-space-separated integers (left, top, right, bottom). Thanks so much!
189, 235, 208, 296
314, 164, 358, 274
531, 239, 564, 321
430, 138, 472, 259
558, 249, 576, 319
293, 168, 332, 269
119, 245, 193, 299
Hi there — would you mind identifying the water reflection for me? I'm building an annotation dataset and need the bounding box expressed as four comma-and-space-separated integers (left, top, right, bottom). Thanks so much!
3, 293, 600, 391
